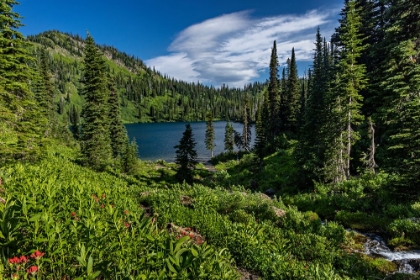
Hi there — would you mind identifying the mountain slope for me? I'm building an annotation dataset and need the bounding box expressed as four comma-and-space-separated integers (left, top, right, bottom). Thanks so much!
27, 30, 265, 124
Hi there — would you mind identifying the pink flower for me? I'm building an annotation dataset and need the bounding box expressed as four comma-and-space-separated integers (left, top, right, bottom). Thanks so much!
30, 250, 44, 260
19, 255, 28, 263
27, 266, 38, 274
124, 222, 130, 228
8, 256, 20, 264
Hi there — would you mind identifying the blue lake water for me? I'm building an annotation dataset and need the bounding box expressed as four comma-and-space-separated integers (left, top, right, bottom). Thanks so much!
125, 121, 255, 162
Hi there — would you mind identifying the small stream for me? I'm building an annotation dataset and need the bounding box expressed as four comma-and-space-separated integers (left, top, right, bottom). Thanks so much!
362, 233, 420, 274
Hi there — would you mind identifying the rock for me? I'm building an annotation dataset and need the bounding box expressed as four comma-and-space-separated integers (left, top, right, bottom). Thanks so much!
180, 195, 194, 206
264, 188, 276, 198
237, 267, 260, 280
257, 193, 272, 201
272, 206, 286, 217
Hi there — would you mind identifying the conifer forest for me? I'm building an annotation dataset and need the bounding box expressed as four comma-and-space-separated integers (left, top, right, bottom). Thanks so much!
1, 0, 420, 278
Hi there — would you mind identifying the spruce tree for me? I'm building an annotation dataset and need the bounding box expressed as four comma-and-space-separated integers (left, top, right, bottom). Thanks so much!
174, 124, 198, 184
37, 48, 55, 119
334, 0, 367, 179
379, 0, 420, 190
224, 121, 235, 153
0, 0, 45, 161
69, 104, 80, 140
80, 34, 112, 170
108, 77, 128, 158
295, 29, 328, 186
286, 48, 301, 136
242, 95, 251, 152
254, 105, 266, 162
122, 138, 139, 175
205, 111, 215, 157
268, 40, 280, 141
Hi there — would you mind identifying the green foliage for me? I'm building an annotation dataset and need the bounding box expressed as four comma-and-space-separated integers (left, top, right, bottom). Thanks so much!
0, 0, 46, 162
174, 124, 198, 184
224, 121, 235, 153
205, 111, 215, 157
0, 156, 239, 279
80, 34, 112, 170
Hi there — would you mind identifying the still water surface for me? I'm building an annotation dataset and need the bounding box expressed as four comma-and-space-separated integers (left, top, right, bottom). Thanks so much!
125, 121, 255, 162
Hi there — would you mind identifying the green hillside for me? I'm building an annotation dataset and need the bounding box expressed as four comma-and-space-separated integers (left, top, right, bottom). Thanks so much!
27, 31, 265, 124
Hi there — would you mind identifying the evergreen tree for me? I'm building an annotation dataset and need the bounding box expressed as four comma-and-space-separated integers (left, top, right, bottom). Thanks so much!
295, 29, 328, 186
174, 124, 198, 184
285, 48, 300, 136
108, 77, 128, 158
80, 34, 112, 170
334, 0, 367, 179
224, 121, 235, 153
0, 0, 45, 161
205, 111, 215, 157
122, 138, 139, 175
267, 40, 280, 141
69, 104, 80, 139
242, 95, 251, 152
37, 48, 55, 120
379, 0, 420, 190
254, 105, 266, 161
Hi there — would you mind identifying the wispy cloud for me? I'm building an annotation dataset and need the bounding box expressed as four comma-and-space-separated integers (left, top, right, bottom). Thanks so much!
146, 9, 337, 88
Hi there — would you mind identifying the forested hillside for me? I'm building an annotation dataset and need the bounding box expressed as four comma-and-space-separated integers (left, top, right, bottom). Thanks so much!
1, 0, 420, 279
27, 31, 265, 124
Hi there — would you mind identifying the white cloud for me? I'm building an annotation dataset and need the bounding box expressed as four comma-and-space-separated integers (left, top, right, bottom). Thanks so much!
145, 9, 337, 87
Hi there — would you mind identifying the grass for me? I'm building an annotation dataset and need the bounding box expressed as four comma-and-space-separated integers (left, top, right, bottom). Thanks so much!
1, 138, 419, 278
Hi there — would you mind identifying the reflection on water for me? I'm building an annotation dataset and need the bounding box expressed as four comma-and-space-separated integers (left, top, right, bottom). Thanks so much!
125, 121, 255, 162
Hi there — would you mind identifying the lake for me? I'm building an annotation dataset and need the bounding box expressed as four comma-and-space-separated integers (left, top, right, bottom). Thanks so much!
125, 121, 255, 162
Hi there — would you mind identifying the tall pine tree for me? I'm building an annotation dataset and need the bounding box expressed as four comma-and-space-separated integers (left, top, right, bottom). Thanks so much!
80, 34, 112, 170
174, 123, 198, 184
205, 111, 215, 157
0, 0, 45, 162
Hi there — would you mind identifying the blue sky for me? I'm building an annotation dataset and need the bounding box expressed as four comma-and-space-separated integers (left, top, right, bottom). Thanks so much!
17, 0, 343, 87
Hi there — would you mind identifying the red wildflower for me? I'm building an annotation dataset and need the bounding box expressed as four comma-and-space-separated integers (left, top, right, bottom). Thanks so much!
71, 212, 76, 217
124, 222, 130, 228
8, 256, 20, 264
102, 194, 106, 199
12, 274, 18, 280
189, 233, 194, 238
30, 250, 44, 260
124, 209, 129, 215
27, 266, 38, 274
101, 204, 105, 208
19, 255, 28, 263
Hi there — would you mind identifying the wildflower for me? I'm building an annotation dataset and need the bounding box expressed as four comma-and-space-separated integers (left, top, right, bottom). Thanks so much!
189, 233, 194, 238
124, 209, 129, 215
124, 222, 130, 229
102, 194, 106, 199
8, 256, 20, 264
71, 212, 76, 217
101, 204, 105, 208
30, 250, 44, 260
19, 255, 28, 263
12, 274, 18, 280
27, 266, 38, 274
